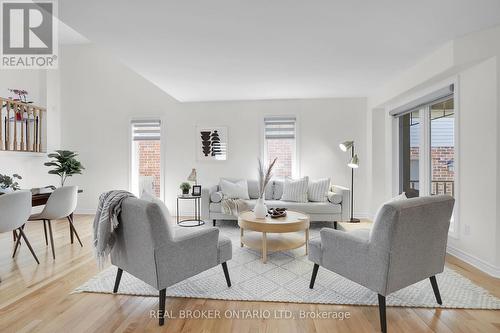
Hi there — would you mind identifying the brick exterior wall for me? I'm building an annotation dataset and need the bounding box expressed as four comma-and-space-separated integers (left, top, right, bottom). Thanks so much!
410, 146, 454, 195
138, 140, 161, 197
266, 138, 294, 178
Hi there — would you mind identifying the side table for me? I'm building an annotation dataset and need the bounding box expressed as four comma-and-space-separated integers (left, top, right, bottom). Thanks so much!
176, 195, 205, 227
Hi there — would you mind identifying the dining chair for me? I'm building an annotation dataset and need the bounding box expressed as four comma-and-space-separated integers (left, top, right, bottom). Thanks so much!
26, 186, 80, 259
0, 191, 39, 282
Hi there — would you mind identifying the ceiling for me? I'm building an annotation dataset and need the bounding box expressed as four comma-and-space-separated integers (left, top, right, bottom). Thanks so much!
59, 0, 500, 102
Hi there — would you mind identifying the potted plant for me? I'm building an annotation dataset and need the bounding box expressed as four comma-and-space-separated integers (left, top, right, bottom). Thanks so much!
180, 182, 191, 196
0, 173, 22, 193
44, 150, 85, 187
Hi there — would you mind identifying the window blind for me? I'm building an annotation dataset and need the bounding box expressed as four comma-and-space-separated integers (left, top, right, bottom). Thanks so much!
131, 120, 161, 141
264, 116, 296, 139
390, 84, 454, 118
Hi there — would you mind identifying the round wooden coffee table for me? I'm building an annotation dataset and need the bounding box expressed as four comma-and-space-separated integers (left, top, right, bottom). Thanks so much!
238, 210, 310, 263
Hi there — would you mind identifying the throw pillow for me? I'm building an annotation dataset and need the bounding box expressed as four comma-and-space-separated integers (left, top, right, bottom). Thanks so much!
281, 176, 309, 203
308, 178, 331, 202
210, 191, 223, 203
327, 191, 342, 204
272, 180, 284, 200
219, 179, 250, 200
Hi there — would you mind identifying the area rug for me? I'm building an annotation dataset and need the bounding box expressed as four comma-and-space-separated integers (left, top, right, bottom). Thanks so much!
74, 221, 500, 309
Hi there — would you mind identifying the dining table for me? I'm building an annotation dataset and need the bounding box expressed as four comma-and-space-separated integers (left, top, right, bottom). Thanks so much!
10, 188, 83, 242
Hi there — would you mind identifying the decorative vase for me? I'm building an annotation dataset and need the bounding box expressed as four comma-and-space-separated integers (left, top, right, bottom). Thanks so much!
254, 197, 268, 218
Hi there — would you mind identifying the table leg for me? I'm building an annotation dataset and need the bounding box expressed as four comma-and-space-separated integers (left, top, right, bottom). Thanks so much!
262, 232, 267, 264
176, 198, 179, 224
305, 229, 309, 255
240, 228, 244, 247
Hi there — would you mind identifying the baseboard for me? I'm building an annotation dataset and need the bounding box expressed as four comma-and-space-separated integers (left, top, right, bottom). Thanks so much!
447, 244, 500, 278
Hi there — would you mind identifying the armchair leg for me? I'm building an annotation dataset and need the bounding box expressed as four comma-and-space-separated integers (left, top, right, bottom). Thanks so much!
429, 276, 442, 305
159, 288, 166, 326
378, 294, 387, 333
222, 262, 231, 287
213, 219, 216, 227
113, 268, 123, 293
309, 263, 319, 289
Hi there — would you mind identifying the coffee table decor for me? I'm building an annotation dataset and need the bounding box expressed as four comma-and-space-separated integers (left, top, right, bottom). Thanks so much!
238, 210, 309, 263
268, 208, 287, 218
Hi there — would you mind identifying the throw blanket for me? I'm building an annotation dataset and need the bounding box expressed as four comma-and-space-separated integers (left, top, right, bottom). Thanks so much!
221, 195, 249, 216
93, 190, 135, 268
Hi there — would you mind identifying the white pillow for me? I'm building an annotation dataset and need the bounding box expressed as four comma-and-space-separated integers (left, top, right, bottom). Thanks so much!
281, 176, 309, 203
327, 191, 342, 204
308, 178, 331, 202
219, 179, 250, 200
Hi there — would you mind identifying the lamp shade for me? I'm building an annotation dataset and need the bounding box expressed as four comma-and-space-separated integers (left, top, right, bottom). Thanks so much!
348, 154, 359, 168
339, 140, 354, 152
187, 168, 197, 182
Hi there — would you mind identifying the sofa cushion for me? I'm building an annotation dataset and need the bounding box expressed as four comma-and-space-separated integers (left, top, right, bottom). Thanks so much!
209, 199, 340, 215
267, 200, 341, 214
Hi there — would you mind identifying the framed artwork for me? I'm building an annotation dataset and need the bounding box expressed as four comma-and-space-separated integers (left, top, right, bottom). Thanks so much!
196, 126, 227, 161
192, 185, 202, 196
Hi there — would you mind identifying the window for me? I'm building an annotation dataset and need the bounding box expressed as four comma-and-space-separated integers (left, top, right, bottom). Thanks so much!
396, 86, 457, 234
263, 116, 297, 178
130, 120, 162, 198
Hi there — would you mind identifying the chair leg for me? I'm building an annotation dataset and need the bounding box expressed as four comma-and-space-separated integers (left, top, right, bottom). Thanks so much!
67, 215, 83, 247
69, 217, 74, 244
17, 228, 40, 264
113, 268, 123, 293
221, 262, 231, 287
43, 220, 48, 245
310, 263, 319, 289
12, 229, 22, 258
429, 276, 442, 305
213, 219, 216, 227
159, 288, 166, 326
378, 294, 387, 333
47, 220, 56, 260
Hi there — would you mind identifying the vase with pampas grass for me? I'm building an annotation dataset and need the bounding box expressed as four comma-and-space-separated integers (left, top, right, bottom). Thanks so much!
254, 157, 277, 218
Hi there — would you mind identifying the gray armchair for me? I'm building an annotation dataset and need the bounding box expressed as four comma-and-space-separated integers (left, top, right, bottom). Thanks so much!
110, 197, 232, 326
308, 195, 455, 333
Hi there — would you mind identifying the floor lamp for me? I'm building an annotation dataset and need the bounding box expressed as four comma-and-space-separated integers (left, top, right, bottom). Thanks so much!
339, 140, 360, 223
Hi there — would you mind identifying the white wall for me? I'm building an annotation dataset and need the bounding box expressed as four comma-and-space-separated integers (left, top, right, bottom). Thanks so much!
0, 69, 61, 189
367, 26, 500, 276
60, 44, 368, 216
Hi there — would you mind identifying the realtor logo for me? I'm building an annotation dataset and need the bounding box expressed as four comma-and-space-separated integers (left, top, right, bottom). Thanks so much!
1, 0, 58, 68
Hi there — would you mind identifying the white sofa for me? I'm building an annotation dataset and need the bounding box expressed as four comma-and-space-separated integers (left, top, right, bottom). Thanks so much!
201, 179, 350, 226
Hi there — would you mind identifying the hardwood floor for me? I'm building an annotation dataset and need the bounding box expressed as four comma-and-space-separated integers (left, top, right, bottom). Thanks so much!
1, 215, 499, 333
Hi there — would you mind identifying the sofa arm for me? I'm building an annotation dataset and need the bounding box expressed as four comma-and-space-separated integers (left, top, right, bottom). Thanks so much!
331, 185, 350, 222
201, 185, 218, 220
